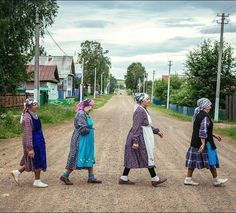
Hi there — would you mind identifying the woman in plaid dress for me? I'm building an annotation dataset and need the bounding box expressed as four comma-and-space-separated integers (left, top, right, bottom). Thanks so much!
11, 98, 48, 188
184, 98, 228, 186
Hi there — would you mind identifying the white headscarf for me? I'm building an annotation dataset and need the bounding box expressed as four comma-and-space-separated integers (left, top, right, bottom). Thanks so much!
192, 98, 212, 123
135, 93, 149, 104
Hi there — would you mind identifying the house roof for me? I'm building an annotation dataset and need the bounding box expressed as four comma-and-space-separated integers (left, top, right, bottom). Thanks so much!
27, 65, 60, 83
29, 56, 75, 79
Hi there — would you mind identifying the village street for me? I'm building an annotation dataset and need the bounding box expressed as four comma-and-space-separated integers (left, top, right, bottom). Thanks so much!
0, 94, 236, 212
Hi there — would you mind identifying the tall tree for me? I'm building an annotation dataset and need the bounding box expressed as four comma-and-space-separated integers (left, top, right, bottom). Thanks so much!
185, 39, 236, 107
0, 0, 58, 94
125, 62, 146, 92
78, 40, 111, 92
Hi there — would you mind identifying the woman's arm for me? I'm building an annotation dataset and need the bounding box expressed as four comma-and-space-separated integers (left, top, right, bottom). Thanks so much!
74, 111, 90, 135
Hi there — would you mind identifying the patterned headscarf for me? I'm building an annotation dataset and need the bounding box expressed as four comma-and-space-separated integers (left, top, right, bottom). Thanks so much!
192, 98, 212, 122
76, 99, 95, 112
135, 93, 149, 104
20, 98, 38, 124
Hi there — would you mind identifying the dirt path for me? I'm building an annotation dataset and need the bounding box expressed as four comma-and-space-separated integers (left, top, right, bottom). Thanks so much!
0, 94, 236, 212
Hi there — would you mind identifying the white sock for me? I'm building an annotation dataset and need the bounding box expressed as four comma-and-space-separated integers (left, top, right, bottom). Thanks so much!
185, 177, 192, 181
15, 170, 21, 176
151, 176, 160, 181
213, 177, 218, 181
34, 179, 41, 184
120, 176, 128, 181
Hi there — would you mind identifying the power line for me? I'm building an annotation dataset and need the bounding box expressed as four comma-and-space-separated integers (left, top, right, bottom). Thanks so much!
45, 29, 68, 56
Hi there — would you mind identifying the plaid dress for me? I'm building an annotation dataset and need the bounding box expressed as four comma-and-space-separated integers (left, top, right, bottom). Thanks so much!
185, 116, 219, 169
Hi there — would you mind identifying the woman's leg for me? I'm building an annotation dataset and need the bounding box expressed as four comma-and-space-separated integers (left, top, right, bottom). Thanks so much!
148, 168, 167, 186
33, 169, 48, 188
210, 168, 217, 178
187, 168, 194, 177
119, 167, 135, 184
60, 169, 74, 185
11, 166, 25, 184
87, 167, 102, 183
184, 168, 199, 186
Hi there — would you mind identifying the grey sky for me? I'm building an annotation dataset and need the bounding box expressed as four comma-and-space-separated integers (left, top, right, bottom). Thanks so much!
43, 1, 236, 80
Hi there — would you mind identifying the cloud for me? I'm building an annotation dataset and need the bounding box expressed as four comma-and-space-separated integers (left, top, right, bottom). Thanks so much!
75, 20, 113, 28
201, 23, 236, 34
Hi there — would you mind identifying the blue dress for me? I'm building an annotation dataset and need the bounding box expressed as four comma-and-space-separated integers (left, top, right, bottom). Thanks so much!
28, 112, 47, 171
76, 116, 95, 168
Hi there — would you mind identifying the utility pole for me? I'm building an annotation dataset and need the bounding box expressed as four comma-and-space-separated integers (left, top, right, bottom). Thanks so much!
145, 73, 148, 93
151, 70, 155, 102
94, 67, 97, 99
79, 59, 84, 102
34, 6, 40, 103
143, 72, 146, 93
214, 13, 229, 122
167, 61, 172, 109
101, 72, 104, 94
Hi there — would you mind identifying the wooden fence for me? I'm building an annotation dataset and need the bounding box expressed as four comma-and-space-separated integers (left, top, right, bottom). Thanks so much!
0, 93, 32, 108
225, 94, 236, 120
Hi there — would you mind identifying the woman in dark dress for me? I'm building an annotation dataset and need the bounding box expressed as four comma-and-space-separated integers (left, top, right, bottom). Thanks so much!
119, 93, 167, 187
184, 98, 228, 186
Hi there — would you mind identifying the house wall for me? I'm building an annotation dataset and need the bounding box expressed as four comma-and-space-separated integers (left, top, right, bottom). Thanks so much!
47, 82, 58, 100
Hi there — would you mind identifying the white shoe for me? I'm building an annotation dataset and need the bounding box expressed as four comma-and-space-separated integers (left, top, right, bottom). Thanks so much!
11, 170, 21, 184
33, 180, 48, 188
184, 178, 199, 186
213, 178, 228, 186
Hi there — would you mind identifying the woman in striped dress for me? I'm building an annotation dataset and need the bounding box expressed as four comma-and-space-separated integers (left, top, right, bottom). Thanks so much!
119, 93, 167, 187
184, 98, 228, 186
11, 98, 48, 188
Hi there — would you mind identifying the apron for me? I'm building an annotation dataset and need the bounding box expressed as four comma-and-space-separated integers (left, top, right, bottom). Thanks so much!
140, 106, 155, 166
28, 112, 47, 170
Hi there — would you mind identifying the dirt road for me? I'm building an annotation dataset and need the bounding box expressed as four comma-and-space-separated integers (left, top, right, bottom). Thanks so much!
0, 94, 235, 212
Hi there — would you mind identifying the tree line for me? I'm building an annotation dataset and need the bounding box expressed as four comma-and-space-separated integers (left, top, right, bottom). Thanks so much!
125, 39, 236, 108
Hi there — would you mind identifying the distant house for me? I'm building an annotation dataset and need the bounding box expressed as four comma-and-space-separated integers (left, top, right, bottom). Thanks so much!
29, 56, 75, 99
25, 65, 60, 101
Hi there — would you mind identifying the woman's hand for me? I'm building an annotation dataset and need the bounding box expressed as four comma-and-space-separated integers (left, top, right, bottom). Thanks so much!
28, 150, 35, 158
157, 131, 164, 138
213, 134, 222, 142
198, 143, 205, 153
132, 143, 139, 150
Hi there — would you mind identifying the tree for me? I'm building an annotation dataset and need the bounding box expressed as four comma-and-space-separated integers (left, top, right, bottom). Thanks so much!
185, 39, 236, 108
153, 75, 184, 101
0, 0, 58, 94
109, 74, 117, 93
125, 62, 146, 92
78, 40, 111, 92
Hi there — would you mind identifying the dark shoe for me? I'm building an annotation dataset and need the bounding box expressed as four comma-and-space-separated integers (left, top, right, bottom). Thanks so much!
87, 179, 102, 184
119, 178, 135, 185
60, 175, 73, 185
151, 178, 167, 187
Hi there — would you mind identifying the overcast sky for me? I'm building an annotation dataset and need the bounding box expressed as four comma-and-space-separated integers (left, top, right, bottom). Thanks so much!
42, 1, 236, 80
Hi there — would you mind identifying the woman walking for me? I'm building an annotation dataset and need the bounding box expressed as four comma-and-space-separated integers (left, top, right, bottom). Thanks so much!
119, 93, 167, 187
60, 99, 101, 185
184, 98, 228, 186
11, 98, 48, 188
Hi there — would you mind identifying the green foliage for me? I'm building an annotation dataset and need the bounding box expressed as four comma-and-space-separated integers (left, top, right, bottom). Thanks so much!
153, 75, 185, 101
215, 127, 236, 141
0, 94, 113, 139
185, 39, 236, 107
78, 40, 113, 93
0, 0, 58, 94
125, 62, 146, 92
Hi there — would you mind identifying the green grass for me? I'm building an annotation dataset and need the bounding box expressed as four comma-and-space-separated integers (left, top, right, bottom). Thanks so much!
149, 104, 192, 122
0, 94, 113, 139
215, 127, 236, 140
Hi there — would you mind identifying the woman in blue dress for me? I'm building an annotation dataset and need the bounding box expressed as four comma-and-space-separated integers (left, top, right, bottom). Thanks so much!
60, 99, 102, 185
11, 98, 48, 188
